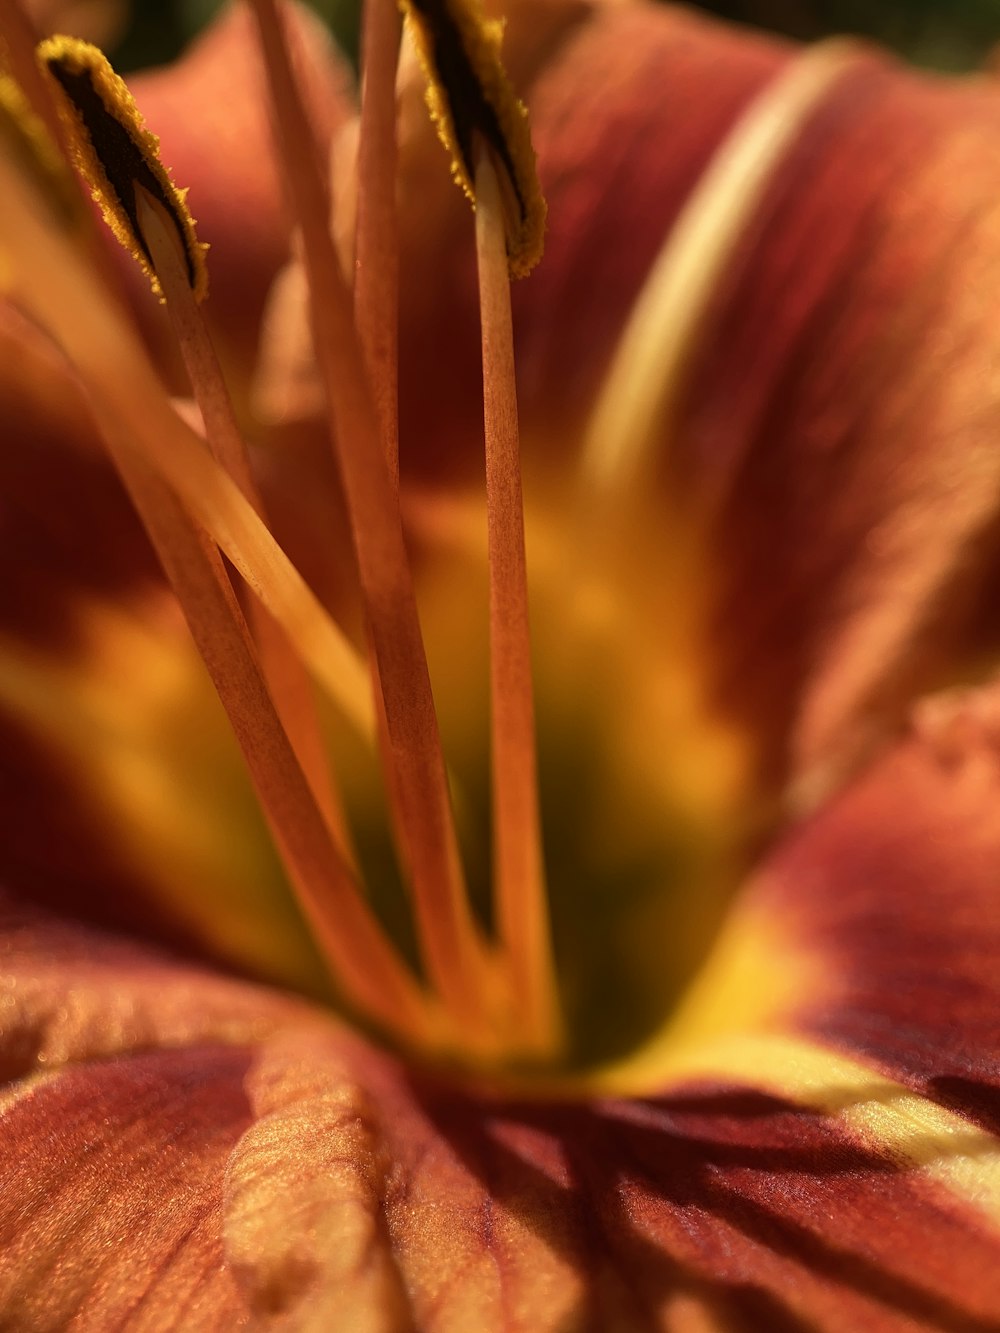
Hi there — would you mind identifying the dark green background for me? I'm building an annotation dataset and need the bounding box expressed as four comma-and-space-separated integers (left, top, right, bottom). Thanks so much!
111, 0, 1000, 72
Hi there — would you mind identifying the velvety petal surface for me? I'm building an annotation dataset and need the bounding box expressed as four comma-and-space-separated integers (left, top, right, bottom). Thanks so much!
0, 1043, 257, 1331
745, 679, 1000, 1137
219, 1028, 1000, 1332
0, 890, 314, 1075
681, 50, 1000, 790
6, 871, 1000, 1333
4, 890, 1000, 1331
0, 893, 321, 1328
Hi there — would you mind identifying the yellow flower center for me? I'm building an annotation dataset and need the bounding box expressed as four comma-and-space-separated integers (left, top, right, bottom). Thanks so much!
0, 0, 844, 1086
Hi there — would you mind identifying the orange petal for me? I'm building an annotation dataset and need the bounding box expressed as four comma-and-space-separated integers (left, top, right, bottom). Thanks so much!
395, 1, 1000, 798
223, 1033, 413, 1329
0, 1044, 256, 1328
222, 1026, 1000, 1330
0, 890, 316, 1074
4, 896, 1000, 1329
0, 900, 303, 1325
674, 52, 1000, 793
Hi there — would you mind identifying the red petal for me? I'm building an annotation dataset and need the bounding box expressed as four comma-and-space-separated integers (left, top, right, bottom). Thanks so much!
224, 1027, 1000, 1330
0, 897, 317, 1325
0, 892, 314, 1076
751, 680, 1000, 1136
0, 1045, 254, 1329
395, 1, 1000, 790
4, 899, 1000, 1329
683, 56, 1000, 786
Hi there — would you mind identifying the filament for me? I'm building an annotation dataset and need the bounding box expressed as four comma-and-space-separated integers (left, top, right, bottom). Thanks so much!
136, 186, 351, 857
475, 147, 560, 1053
248, 0, 493, 1039
355, 0, 402, 485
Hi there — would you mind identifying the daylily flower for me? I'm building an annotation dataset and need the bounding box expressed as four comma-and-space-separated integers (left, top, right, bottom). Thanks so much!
2, 0, 1000, 1327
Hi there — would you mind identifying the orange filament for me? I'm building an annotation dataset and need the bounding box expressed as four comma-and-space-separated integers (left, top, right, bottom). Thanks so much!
0, 133, 436, 1043
2, 0, 562, 1067
474, 148, 561, 1054
248, 0, 495, 1041
106, 445, 428, 1041
135, 186, 352, 860
354, 0, 402, 486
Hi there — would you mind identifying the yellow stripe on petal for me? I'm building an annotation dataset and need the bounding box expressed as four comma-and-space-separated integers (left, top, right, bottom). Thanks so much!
566, 895, 820, 1094
580, 39, 858, 499
630, 1033, 1000, 1230
401, 0, 545, 276
37, 36, 208, 301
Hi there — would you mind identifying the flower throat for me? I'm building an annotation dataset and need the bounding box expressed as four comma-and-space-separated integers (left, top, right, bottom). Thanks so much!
4, 0, 564, 1071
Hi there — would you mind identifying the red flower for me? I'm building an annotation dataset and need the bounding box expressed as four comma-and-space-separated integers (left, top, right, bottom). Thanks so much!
1, 1, 999, 1327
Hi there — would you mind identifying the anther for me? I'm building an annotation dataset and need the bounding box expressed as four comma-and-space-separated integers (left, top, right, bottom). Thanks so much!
37, 36, 208, 300
401, 0, 545, 277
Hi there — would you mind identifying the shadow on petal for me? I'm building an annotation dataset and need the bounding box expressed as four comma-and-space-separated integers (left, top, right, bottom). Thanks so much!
395, 1070, 1000, 1330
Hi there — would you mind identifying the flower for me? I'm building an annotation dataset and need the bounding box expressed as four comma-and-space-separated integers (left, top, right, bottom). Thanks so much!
2, 0, 1000, 1328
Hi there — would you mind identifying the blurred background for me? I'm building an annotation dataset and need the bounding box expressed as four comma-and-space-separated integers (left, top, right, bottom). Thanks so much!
55, 0, 1000, 74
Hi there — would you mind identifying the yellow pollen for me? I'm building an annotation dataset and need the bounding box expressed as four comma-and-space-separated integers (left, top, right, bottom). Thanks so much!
36, 35, 208, 302
400, 0, 546, 277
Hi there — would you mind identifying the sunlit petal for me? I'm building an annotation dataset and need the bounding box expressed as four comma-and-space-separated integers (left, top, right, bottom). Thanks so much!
753, 678, 1000, 1128
218, 1027, 1000, 1330
2, 0, 1000, 1326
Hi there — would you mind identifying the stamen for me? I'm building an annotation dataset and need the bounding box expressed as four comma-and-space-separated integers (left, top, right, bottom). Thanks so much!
0, 137, 432, 1043
19, 47, 375, 748
135, 186, 351, 854
400, 0, 545, 276
355, 0, 402, 483
110, 355, 380, 746
107, 442, 428, 1041
474, 147, 560, 1054
248, 0, 492, 1038
37, 35, 208, 301
0, 102, 373, 736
